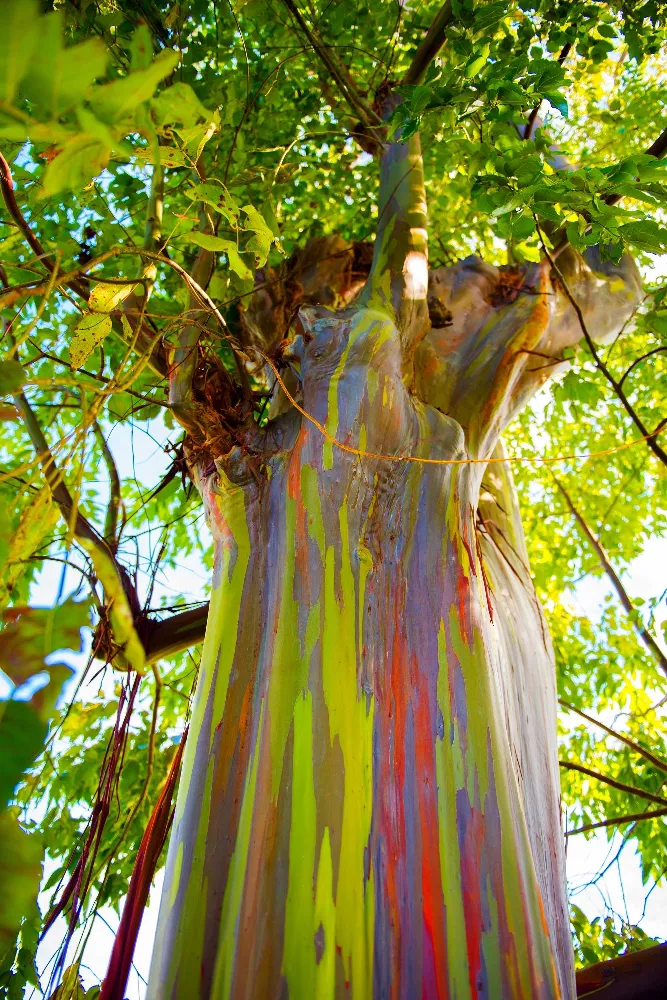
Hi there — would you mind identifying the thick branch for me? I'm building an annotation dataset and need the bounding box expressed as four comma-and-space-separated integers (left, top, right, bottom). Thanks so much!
576, 942, 667, 999
360, 100, 428, 347
559, 760, 667, 807
402, 2, 453, 85
143, 604, 209, 663
14, 390, 111, 554
554, 477, 667, 677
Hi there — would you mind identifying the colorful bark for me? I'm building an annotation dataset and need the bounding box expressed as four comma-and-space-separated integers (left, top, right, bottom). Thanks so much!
151, 309, 559, 998
152, 115, 641, 999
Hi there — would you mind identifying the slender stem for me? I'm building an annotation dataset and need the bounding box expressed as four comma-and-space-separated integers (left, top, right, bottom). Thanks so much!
559, 760, 667, 807
553, 477, 667, 676
560, 700, 667, 775
0, 155, 168, 377
94, 664, 162, 882
618, 346, 667, 388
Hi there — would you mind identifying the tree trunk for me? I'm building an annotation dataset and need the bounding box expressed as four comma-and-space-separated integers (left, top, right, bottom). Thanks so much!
148, 125, 641, 999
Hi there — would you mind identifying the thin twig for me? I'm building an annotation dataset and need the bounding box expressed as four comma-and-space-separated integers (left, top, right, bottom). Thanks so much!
567, 805, 667, 836
560, 700, 667, 775
559, 760, 667, 807
536, 221, 667, 467
553, 476, 667, 677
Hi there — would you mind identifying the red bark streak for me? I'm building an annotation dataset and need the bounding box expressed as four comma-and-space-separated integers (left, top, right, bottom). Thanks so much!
460, 803, 485, 997
414, 659, 449, 1000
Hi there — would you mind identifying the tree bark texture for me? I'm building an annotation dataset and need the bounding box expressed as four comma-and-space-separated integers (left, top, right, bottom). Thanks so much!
147, 128, 641, 999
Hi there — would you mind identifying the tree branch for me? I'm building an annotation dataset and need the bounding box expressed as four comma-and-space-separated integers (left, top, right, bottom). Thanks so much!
524, 43, 571, 141
279, 0, 381, 131
567, 805, 667, 835
618, 346, 667, 389
536, 224, 667, 467
13, 390, 110, 554
559, 760, 667, 807
0, 151, 168, 378
143, 603, 209, 663
560, 700, 667, 776
13, 389, 146, 673
576, 942, 667, 999
605, 124, 667, 206
360, 94, 428, 346
402, 2, 454, 85
554, 477, 667, 677
0, 149, 89, 299
94, 422, 122, 551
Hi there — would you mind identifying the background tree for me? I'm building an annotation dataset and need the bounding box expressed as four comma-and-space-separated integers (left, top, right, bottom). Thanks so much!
0, 1, 666, 998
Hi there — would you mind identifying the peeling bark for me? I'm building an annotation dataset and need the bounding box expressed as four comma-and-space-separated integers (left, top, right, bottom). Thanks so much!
148, 124, 641, 999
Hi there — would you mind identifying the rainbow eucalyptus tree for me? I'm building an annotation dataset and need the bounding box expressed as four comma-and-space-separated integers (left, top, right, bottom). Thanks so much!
3, 3, 667, 1000
145, 101, 641, 1000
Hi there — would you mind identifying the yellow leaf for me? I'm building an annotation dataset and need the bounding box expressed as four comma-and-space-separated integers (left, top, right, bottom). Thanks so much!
88, 281, 135, 313
69, 313, 112, 370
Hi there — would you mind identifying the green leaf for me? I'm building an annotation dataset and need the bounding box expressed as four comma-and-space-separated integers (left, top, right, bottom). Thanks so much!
69, 313, 113, 369
241, 204, 274, 266
0, 488, 58, 609
49, 963, 86, 1000
19, 12, 107, 119
617, 221, 667, 254
0, 360, 25, 397
40, 135, 110, 198
130, 24, 153, 72
473, 2, 506, 29
0, 0, 39, 103
512, 215, 536, 241
0, 813, 43, 957
181, 232, 253, 280
465, 50, 489, 79
0, 600, 88, 687
0, 701, 47, 810
89, 48, 179, 124
185, 182, 239, 224
151, 81, 216, 129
